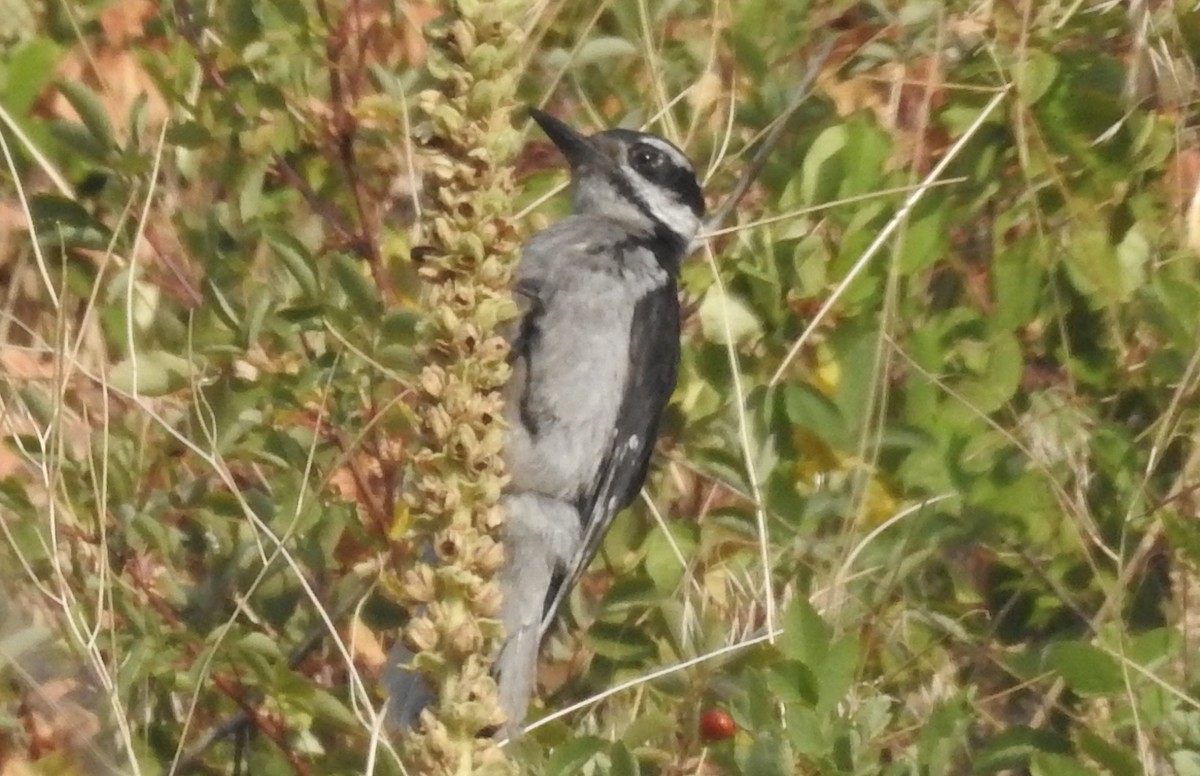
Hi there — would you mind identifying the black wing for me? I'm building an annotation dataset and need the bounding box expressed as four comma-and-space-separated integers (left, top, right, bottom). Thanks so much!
508, 277, 543, 361
507, 277, 549, 436
537, 280, 681, 639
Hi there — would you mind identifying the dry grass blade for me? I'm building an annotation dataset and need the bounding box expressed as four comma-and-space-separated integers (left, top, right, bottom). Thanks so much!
769, 87, 1011, 388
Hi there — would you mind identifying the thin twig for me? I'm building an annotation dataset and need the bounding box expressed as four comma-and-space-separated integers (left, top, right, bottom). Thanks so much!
698, 38, 837, 242
0, 119, 60, 310
509, 627, 785, 741
675, 39, 839, 650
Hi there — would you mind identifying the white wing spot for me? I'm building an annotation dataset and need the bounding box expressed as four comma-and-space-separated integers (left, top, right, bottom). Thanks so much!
608, 496, 618, 510
627, 435, 640, 450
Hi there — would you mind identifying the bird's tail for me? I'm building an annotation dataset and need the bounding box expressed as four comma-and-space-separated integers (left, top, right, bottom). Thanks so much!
493, 492, 580, 737
381, 637, 434, 731
382, 492, 580, 739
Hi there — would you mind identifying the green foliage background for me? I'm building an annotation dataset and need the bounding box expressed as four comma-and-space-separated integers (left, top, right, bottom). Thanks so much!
2, 0, 1200, 774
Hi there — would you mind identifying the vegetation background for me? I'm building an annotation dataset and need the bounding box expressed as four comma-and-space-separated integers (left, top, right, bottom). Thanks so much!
2, 0, 1199, 774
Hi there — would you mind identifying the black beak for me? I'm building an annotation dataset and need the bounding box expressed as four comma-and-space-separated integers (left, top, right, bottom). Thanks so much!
529, 108, 599, 169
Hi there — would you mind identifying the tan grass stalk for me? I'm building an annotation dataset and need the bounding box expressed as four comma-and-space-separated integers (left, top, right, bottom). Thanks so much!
387, 1, 525, 773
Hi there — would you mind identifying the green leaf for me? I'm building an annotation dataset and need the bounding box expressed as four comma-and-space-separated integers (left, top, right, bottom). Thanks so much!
108, 350, 196, 396
917, 698, 971, 771
839, 119, 891, 199
204, 278, 244, 331
897, 194, 948, 275
1148, 273, 1200, 347
1173, 751, 1200, 776
243, 290, 273, 344
607, 741, 640, 776
698, 285, 762, 344
957, 331, 1022, 413
992, 235, 1046, 328
585, 622, 655, 661
262, 229, 319, 298
1048, 641, 1122, 696
330, 253, 382, 317
798, 125, 847, 205
1075, 729, 1140, 776
782, 382, 847, 449
573, 37, 638, 67
1031, 752, 1098, 776
779, 596, 830, 667
975, 727, 1067, 772
815, 635, 858, 712
306, 687, 360, 729
229, 0, 264, 48
738, 732, 792, 776
642, 521, 697, 593
546, 736, 606, 776
239, 631, 285, 660
620, 709, 674, 749
784, 705, 828, 757
56, 79, 116, 152
238, 159, 269, 221
29, 193, 112, 250
1062, 219, 1122, 307
2, 39, 62, 114
47, 119, 111, 162
1016, 49, 1060, 105
1123, 627, 1177, 667
1115, 225, 1149, 298
166, 121, 213, 149
766, 660, 818, 707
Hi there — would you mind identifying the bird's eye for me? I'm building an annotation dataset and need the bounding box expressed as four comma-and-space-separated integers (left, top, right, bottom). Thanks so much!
631, 145, 666, 175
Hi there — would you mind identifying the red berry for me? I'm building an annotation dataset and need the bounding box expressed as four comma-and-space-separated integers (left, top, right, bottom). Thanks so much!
698, 708, 737, 741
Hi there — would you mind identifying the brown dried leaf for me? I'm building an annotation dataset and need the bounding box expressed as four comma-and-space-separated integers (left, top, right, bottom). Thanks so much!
0, 347, 53, 380
42, 0, 168, 143
687, 69, 725, 118
821, 70, 886, 119
0, 749, 38, 776
347, 617, 389, 674
22, 678, 102, 759
98, 0, 158, 47
1165, 149, 1200, 213
1164, 149, 1200, 255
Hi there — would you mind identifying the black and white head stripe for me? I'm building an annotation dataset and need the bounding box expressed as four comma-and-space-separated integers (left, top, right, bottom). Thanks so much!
530, 109, 706, 250
595, 129, 706, 245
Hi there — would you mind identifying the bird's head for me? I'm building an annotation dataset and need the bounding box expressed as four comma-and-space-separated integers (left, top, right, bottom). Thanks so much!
529, 108, 706, 250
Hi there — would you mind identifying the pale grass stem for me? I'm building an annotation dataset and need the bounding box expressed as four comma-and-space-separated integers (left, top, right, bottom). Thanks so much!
1026, 333, 1200, 740
1, 127, 156, 776
636, 0, 679, 140
698, 178, 967, 240
829, 495, 953, 599
0, 100, 72, 195
639, 489, 705, 602
123, 123, 169, 401
885, 334, 1119, 569
525, 1, 609, 111
4, 323, 407, 773
0, 114, 61, 310
768, 87, 1012, 388
509, 626, 785, 742
700, 243, 776, 643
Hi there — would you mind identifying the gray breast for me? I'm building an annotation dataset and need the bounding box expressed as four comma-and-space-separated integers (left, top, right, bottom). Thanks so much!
503, 217, 666, 502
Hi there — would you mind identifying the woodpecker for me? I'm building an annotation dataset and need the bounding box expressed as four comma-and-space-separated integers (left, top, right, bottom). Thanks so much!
386, 108, 705, 738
